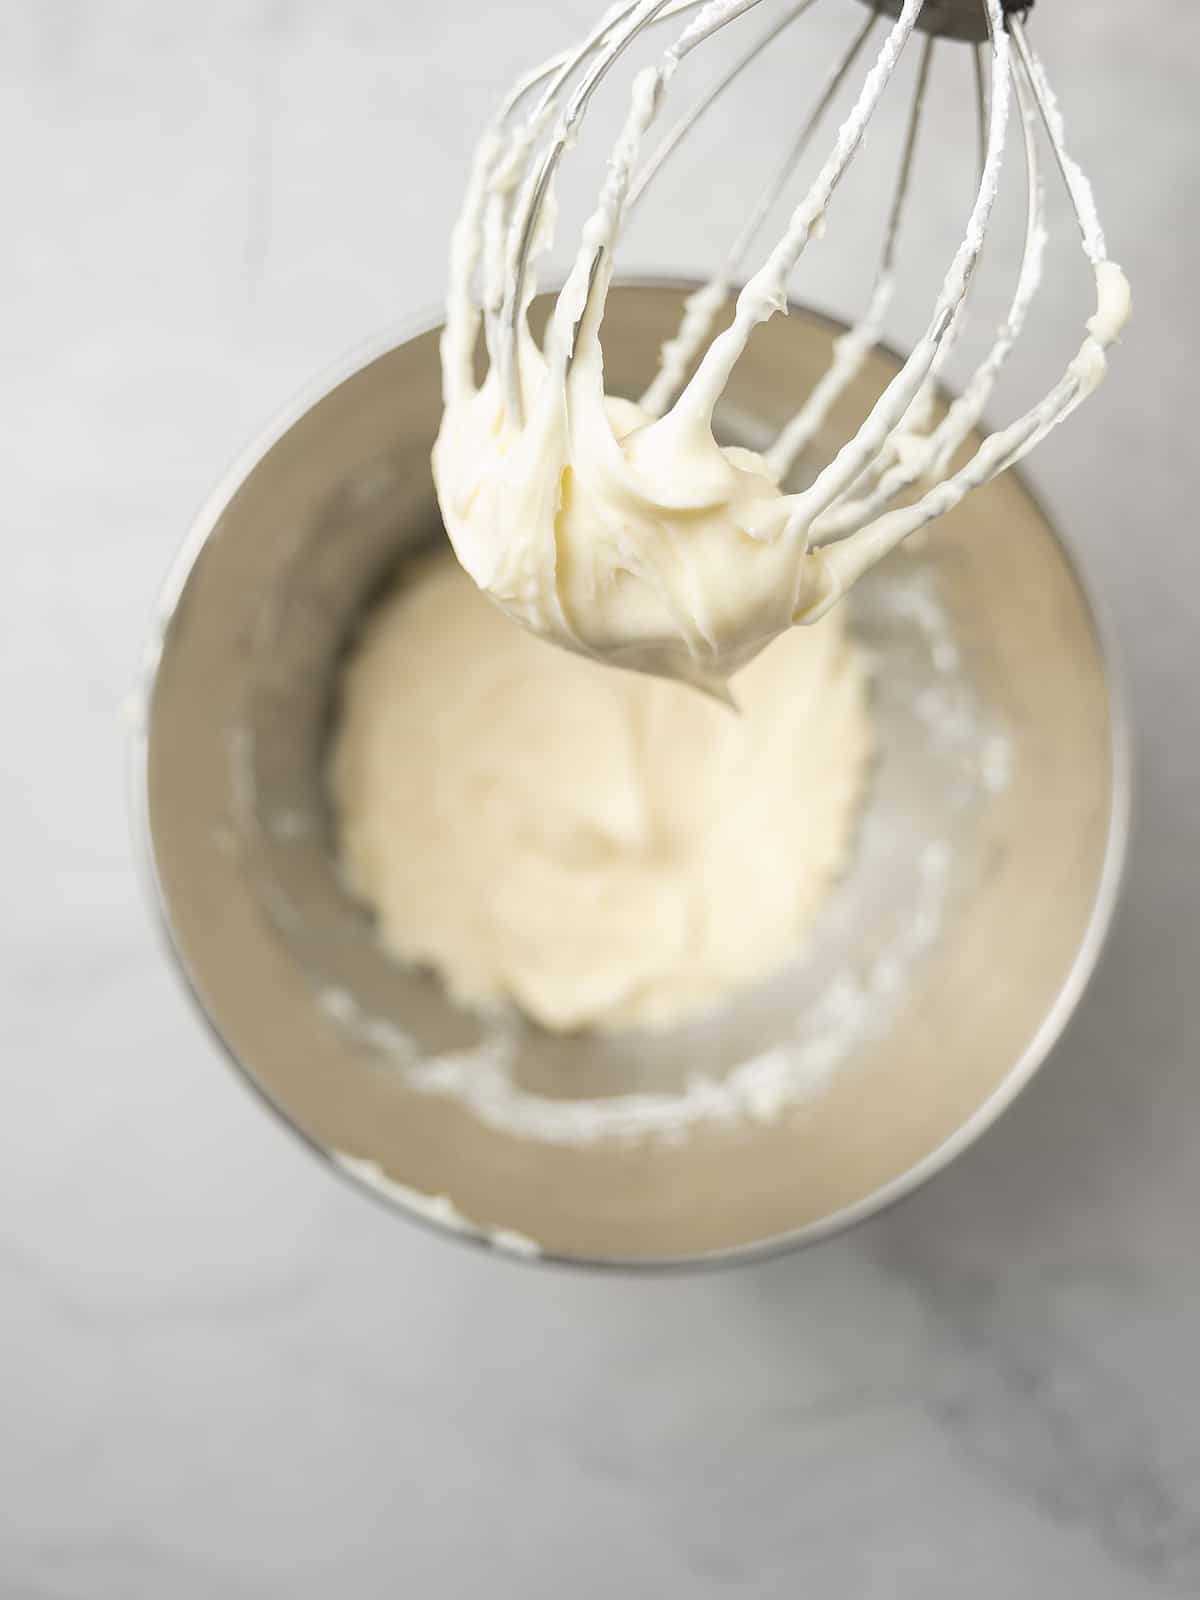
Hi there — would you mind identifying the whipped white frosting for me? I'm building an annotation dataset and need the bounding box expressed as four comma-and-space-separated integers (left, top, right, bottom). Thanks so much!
331, 552, 871, 1033
432, 0, 1129, 695
434, 371, 815, 699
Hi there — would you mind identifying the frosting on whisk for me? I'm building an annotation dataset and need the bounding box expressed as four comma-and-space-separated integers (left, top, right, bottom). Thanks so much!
433, 0, 1129, 696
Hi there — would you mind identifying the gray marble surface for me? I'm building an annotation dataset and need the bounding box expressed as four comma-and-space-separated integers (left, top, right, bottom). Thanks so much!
3, 3, 1199, 1595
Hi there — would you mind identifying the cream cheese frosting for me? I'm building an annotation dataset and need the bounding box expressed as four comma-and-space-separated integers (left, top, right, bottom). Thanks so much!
331, 552, 872, 1032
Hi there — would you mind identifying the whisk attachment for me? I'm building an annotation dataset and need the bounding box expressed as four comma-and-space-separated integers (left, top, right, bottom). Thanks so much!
435, 0, 1128, 691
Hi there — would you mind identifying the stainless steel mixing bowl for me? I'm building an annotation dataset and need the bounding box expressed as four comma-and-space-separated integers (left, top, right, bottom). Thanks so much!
136, 282, 1129, 1267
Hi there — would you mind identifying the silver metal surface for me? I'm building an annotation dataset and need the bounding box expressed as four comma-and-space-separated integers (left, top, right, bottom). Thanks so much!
137, 282, 1129, 1269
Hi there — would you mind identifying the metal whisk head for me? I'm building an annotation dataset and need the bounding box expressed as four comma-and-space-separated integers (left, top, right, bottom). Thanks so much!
442, 0, 1128, 620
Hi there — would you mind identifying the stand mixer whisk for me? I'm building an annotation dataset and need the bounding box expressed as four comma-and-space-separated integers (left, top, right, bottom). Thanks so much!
433, 0, 1131, 694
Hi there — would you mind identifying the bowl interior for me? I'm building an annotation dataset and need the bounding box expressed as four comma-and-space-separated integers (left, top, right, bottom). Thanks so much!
142, 285, 1123, 1264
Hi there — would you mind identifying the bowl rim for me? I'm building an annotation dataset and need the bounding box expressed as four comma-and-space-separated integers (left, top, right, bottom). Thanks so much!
131, 278, 1133, 1273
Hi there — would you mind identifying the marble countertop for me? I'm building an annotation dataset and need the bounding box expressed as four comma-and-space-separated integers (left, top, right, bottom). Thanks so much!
4, 3, 1198, 1594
